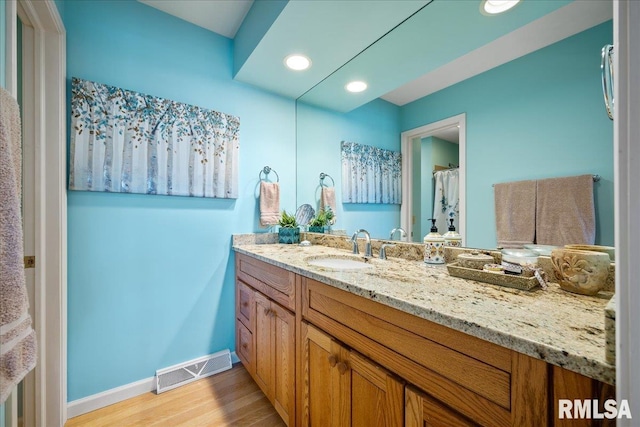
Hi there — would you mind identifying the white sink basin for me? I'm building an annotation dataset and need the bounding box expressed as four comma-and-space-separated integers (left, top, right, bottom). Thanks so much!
305, 255, 373, 271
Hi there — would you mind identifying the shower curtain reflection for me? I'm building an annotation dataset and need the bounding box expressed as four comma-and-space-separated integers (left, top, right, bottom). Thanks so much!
433, 168, 459, 233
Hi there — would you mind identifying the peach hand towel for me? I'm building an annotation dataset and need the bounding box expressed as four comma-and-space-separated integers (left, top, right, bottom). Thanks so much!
536, 175, 595, 246
1, 87, 37, 403
494, 179, 536, 248
320, 186, 337, 223
259, 181, 280, 227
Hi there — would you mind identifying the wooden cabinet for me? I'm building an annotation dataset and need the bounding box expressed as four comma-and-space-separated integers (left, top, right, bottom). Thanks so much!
235, 252, 614, 427
301, 322, 404, 427
254, 292, 295, 425
405, 385, 477, 427
301, 276, 513, 427
235, 254, 296, 426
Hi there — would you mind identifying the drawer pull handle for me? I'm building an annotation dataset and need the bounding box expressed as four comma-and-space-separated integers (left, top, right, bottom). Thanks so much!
328, 354, 338, 367
337, 362, 348, 375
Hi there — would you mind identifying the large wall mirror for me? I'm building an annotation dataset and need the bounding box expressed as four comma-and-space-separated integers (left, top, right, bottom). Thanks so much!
295, 0, 614, 248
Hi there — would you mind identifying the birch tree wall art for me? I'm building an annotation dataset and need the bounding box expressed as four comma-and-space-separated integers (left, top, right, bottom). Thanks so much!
341, 141, 402, 204
69, 78, 240, 198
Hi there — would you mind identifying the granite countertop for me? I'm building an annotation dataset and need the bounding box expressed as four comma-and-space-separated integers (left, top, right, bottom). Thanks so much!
232, 240, 615, 385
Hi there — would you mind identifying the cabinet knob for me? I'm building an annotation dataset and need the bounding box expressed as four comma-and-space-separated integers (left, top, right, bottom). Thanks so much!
328, 354, 338, 367
242, 301, 248, 307
337, 362, 348, 375
242, 343, 248, 349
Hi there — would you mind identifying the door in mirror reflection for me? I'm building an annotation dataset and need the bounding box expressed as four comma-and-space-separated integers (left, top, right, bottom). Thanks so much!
401, 114, 466, 244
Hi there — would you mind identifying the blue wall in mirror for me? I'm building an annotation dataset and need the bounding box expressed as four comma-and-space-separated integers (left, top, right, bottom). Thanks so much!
296, 99, 401, 238
401, 20, 614, 248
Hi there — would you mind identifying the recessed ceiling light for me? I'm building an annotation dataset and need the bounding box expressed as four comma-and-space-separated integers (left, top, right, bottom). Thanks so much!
345, 81, 367, 93
284, 54, 311, 71
481, 0, 520, 15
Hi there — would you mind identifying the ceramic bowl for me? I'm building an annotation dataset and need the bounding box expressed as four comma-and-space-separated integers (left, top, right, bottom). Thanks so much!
550, 249, 610, 295
501, 248, 538, 266
564, 244, 615, 262
523, 244, 560, 257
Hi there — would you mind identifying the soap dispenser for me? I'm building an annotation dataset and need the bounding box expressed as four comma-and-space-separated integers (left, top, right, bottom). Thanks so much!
443, 218, 462, 248
423, 219, 445, 264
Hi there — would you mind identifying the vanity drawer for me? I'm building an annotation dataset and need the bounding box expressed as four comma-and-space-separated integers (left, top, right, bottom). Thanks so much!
302, 277, 512, 427
236, 253, 296, 311
236, 320, 254, 375
237, 280, 254, 330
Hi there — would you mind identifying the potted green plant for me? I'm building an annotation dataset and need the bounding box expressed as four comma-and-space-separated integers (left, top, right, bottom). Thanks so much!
308, 207, 334, 233
278, 210, 300, 244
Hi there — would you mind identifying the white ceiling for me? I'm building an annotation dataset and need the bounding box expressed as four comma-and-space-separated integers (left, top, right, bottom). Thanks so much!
432, 126, 460, 144
381, 0, 612, 106
137, 0, 612, 111
138, 0, 253, 39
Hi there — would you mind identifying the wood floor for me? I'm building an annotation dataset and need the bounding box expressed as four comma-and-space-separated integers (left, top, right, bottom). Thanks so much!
65, 364, 285, 427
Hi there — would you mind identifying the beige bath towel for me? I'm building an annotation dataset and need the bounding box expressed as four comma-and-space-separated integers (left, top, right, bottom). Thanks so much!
259, 181, 280, 227
1, 87, 37, 403
536, 174, 595, 246
494, 179, 536, 248
320, 186, 337, 223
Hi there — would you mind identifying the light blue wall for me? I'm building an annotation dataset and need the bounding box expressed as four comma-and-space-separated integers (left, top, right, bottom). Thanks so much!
431, 137, 459, 171
296, 98, 401, 238
401, 21, 614, 248
64, 0, 296, 401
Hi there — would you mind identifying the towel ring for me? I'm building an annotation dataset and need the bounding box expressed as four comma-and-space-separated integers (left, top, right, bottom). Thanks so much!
259, 166, 279, 182
319, 173, 335, 187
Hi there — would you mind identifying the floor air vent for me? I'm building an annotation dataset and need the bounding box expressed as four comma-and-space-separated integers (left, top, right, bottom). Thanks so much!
155, 349, 232, 394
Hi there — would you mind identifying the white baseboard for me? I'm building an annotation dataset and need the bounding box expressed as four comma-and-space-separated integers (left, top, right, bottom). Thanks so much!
67, 376, 156, 419
67, 351, 241, 419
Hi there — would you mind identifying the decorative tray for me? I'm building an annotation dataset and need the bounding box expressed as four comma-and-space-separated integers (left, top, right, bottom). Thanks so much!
446, 262, 539, 291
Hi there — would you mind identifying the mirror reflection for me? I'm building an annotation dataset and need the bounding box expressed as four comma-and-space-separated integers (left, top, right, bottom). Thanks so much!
295, 0, 614, 249
403, 116, 462, 243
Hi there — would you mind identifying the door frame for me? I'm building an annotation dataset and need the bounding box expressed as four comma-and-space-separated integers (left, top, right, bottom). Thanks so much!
5, 0, 67, 425
613, 1, 640, 423
400, 113, 466, 245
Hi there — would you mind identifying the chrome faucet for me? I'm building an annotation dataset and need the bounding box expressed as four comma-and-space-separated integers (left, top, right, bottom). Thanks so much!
379, 243, 396, 260
351, 229, 373, 258
389, 227, 406, 241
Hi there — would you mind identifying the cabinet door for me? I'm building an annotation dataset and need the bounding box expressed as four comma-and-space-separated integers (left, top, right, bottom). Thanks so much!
302, 322, 349, 427
272, 302, 296, 426
348, 351, 404, 427
236, 280, 254, 330
254, 291, 273, 400
302, 323, 404, 427
405, 386, 478, 427
236, 320, 254, 375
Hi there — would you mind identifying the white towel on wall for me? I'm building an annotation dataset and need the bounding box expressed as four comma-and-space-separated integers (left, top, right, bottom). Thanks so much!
320, 186, 337, 224
259, 181, 280, 227
0, 87, 37, 403
536, 174, 595, 246
494, 179, 537, 248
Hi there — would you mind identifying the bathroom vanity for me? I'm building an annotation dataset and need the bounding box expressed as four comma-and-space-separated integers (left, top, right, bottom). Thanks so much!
233, 235, 615, 426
